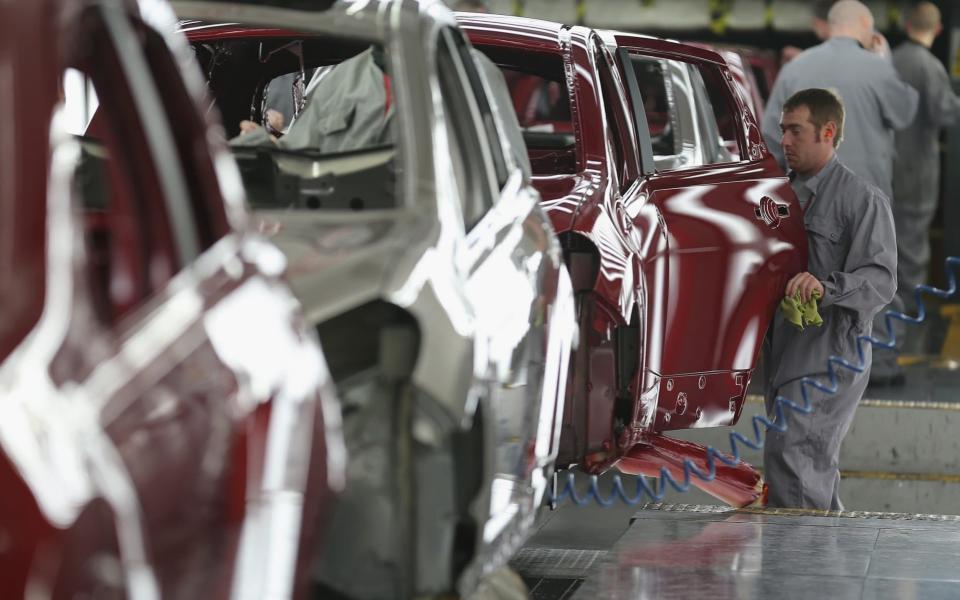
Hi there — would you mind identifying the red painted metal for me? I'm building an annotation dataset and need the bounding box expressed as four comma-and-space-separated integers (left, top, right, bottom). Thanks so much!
460, 14, 806, 502
618, 434, 768, 508
692, 43, 768, 121
0, 1, 339, 597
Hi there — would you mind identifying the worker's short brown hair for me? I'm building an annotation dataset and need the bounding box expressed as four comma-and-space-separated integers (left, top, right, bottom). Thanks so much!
783, 88, 845, 148
813, 0, 838, 21
906, 2, 941, 33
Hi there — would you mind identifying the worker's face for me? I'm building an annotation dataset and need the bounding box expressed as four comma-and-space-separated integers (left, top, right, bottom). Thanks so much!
858, 14, 876, 47
812, 17, 830, 41
779, 106, 835, 176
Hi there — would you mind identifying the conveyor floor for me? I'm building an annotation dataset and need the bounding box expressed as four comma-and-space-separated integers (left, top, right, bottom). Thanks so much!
566, 503, 960, 599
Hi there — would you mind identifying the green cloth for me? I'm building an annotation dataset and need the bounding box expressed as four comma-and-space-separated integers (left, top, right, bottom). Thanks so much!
780, 290, 823, 331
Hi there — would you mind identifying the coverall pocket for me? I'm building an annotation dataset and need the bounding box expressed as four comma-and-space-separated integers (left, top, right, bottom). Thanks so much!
831, 309, 861, 360
805, 217, 845, 277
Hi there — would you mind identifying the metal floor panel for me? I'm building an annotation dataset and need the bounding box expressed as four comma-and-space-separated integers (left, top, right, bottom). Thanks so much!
510, 548, 608, 579
572, 504, 960, 599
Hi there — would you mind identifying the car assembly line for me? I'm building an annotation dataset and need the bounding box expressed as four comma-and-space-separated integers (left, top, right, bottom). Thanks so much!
3, 0, 959, 599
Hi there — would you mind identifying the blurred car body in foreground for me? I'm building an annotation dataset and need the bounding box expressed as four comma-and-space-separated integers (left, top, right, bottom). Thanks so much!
0, 0, 344, 597
178, 0, 576, 597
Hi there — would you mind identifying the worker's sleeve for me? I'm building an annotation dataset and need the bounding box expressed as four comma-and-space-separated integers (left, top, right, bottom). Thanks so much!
229, 126, 272, 147
924, 59, 960, 128
277, 94, 321, 151
876, 63, 919, 131
819, 192, 897, 323
761, 67, 790, 170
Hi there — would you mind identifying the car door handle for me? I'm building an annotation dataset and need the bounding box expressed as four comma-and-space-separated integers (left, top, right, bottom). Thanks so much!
754, 196, 790, 228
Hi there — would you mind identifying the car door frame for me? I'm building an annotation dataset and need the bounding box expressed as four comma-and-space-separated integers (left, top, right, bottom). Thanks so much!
59, 3, 338, 597
613, 32, 806, 433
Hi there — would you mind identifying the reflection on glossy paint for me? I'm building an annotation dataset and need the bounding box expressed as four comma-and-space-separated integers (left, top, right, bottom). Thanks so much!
466, 242, 535, 379
0, 117, 98, 527
465, 25, 560, 47
91, 288, 205, 416
0, 110, 162, 600
206, 280, 312, 401
345, 0, 375, 16
483, 477, 520, 544
535, 268, 575, 464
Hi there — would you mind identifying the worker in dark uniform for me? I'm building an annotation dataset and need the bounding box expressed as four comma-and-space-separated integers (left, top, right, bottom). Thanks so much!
891, 3, 960, 312
763, 88, 897, 510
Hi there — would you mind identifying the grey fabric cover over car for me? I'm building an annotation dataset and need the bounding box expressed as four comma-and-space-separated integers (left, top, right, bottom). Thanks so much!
232, 47, 393, 153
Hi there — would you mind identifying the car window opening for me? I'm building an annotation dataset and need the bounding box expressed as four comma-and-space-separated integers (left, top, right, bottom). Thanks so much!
194, 36, 399, 212
472, 45, 577, 177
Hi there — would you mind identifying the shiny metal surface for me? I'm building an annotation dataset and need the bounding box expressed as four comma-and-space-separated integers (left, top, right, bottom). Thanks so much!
460, 14, 806, 497
176, 3, 577, 597
574, 504, 960, 599
0, 1, 344, 597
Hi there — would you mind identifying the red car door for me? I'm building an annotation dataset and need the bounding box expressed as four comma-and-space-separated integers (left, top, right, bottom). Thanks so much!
614, 33, 807, 432
0, 2, 342, 598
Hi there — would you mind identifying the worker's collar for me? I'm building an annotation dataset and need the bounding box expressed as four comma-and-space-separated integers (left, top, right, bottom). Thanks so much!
827, 36, 865, 50
905, 36, 933, 49
788, 154, 839, 197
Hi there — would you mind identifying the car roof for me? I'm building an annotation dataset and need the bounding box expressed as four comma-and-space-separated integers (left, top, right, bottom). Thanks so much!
456, 12, 727, 67
175, 0, 457, 42
599, 30, 727, 67
455, 12, 567, 52
178, 20, 299, 40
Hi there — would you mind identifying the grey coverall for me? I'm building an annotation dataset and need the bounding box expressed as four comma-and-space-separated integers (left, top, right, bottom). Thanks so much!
761, 37, 918, 199
233, 47, 393, 153
761, 36, 917, 381
762, 155, 897, 510
891, 40, 960, 304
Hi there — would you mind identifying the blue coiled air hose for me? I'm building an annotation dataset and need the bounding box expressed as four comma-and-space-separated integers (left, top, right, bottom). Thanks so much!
550, 256, 960, 508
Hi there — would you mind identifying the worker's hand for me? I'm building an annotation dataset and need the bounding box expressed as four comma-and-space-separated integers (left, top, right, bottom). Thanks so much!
780, 45, 802, 63
867, 31, 890, 58
238, 120, 261, 135
238, 120, 279, 144
265, 109, 285, 133
785, 272, 824, 304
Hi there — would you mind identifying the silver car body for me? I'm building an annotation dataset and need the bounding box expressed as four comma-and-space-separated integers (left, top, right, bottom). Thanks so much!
175, 0, 576, 596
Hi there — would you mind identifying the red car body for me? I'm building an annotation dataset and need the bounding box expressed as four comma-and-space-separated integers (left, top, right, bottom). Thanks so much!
459, 14, 807, 504
699, 44, 767, 122
0, 0, 343, 597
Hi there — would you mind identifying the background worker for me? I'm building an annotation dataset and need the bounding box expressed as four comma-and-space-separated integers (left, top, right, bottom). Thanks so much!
891, 2, 960, 312
780, 0, 837, 63
763, 89, 897, 510
761, 0, 917, 201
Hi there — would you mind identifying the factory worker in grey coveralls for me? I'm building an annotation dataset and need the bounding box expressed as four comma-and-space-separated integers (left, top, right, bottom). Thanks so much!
762, 88, 896, 510
892, 3, 960, 307
761, 0, 916, 384
761, 1, 917, 198
232, 46, 533, 183
232, 47, 393, 153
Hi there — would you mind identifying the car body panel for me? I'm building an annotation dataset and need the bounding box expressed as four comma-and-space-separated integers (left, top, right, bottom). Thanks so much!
178, 1, 575, 595
0, 0, 344, 598
459, 14, 806, 484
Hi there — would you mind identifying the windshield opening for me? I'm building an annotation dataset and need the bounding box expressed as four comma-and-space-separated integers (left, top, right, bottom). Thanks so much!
192, 35, 398, 211
471, 45, 577, 176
